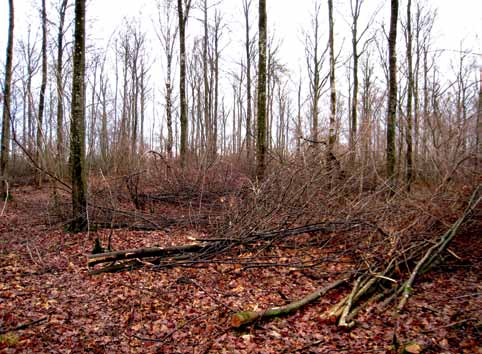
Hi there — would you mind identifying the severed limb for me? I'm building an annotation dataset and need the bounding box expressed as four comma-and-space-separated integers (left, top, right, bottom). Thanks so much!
231, 278, 346, 327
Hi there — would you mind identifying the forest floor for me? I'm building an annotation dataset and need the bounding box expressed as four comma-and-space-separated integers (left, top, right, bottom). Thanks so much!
0, 185, 480, 353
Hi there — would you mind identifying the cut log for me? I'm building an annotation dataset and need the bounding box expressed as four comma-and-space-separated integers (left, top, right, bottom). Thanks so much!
87, 243, 208, 267
231, 278, 346, 327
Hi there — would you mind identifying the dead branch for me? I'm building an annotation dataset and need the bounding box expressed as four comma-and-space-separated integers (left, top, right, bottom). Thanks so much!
231, 278, 346, 328
87, 243, 208, 267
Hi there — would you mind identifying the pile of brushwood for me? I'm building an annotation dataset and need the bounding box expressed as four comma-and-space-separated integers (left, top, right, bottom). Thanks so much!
86, 158, 481, 328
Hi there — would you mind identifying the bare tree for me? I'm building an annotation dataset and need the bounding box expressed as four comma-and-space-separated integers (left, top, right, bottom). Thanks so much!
243, 0, 253, 161
69, 0, 87, 230
156, 0, 178, 158
304, 1, 327, 147
404, 0, 414, 191
1, 0, 14, 198
386, 0, 399, 184
256, 0, 267, 179
36, 0, 48, 185
202, 0, 211, 156
177, 0, 192, 166
98, 55, 109, 164
327, 0, 336, 158
349, 0, 374, 164
56, 0, 69, 166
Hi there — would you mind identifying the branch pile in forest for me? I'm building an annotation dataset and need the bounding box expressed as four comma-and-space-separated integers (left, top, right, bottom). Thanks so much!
231, 185, 480, 327
87, 220, 362, 273
87, 160, 480, 328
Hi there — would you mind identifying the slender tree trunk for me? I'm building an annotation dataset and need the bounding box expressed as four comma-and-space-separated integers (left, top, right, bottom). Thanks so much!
256, 0, 267, 180
328, 0, 337, 157
405, 0, 414, 191
1, 0, 14, 198
477, 68, 482, 164
243, 0, 253, 161
56, 0, 68, 168
36, 0, 48, 186
202, 0, 210, 155
69, 0, 87, 231
422, 43, 429, 161
89, 58, 98, 160
100, 75, 108, 163
296, 78, 302, 155
140, 61, 146, 154
386, 0, 399, 185
350, 0, 361, 165
177, 0, 190, 166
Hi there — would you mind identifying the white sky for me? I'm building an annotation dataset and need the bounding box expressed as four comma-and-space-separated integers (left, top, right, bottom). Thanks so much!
1, 0, 481, 69
0, 0, 481, 143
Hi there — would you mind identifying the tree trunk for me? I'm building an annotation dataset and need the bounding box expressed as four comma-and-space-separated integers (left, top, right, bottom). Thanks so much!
177, 0, 191, 167
477, 68, 482, 162
69, 0, 87, 231
386, 0, 399, 185
350, 0, 363, 166
256, 0, 267, 180
405, 0, 414, 191
1, 0, 14, 198
36, 0, 48, 186
243, 0, 253, 162
56, 0, 68, 168
202, 0, 211, 157
328, 0, 337, 159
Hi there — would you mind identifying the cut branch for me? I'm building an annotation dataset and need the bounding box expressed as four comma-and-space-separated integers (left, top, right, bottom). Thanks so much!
87, 244, 208, 267
231, 278, 346, 327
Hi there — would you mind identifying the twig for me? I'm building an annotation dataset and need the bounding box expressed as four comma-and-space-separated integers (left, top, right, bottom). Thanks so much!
0, 317, 48, 335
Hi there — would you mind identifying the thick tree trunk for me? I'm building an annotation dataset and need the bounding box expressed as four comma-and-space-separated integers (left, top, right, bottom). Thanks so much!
0, 0, 14, 198
328, 0, 336, 155
256, 0, 267, 180
177, 0, 191, 167
386, 0, 399, 185
69, 0, 87, 231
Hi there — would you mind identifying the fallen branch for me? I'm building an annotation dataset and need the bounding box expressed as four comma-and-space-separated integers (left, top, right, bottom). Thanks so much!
87, 243, 208, 267
231, 278, 346, 327
87, 220, 361, 271
397, 184, 481, 312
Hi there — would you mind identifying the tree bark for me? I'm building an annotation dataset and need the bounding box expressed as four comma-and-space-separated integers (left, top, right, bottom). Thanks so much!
350, 0, 361, 165
0, 0, 14, 198
56, 0, 68, 167
87, 244, 207, 267
256, 0, 267, 180
231, 279, 345, 327
386, 0, 399, 185
328, 0, 337, 159
36, 0, 48, 186
243, 0, 253, 161
405, 0, 414, 191
177, 0, 191, 167
69, 0, 87, 231
157, 0, 177, 158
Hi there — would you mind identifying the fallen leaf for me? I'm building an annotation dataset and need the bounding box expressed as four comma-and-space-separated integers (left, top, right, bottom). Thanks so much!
404, 342, 422, 353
